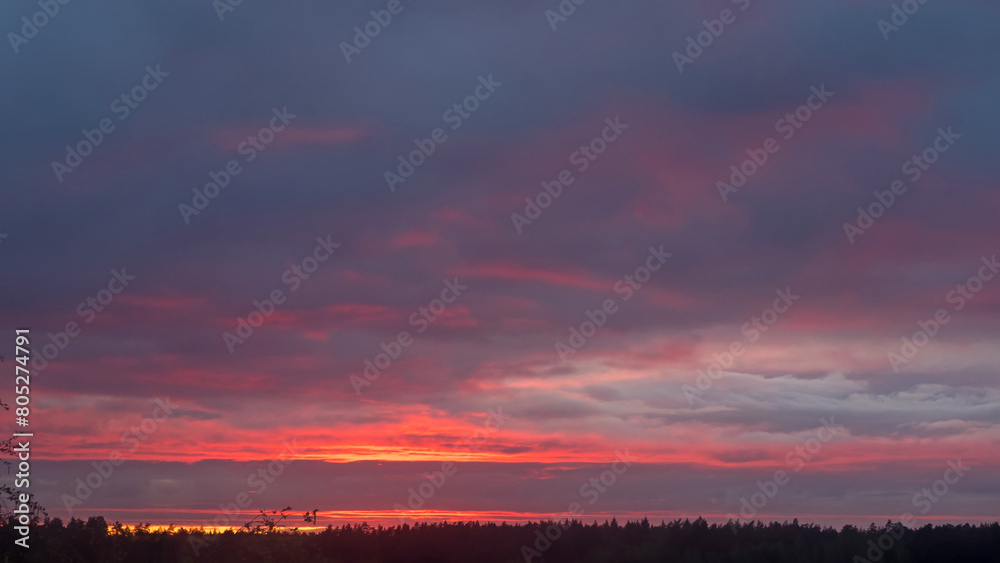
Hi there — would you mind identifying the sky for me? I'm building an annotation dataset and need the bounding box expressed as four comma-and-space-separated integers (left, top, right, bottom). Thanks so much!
1, 0, 999, 531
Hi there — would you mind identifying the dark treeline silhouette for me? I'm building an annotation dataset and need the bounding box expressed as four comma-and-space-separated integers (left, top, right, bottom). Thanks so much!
2, 516, 1000, 562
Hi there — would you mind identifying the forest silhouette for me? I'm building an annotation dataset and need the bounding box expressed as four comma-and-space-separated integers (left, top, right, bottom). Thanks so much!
2, 513, 999, 562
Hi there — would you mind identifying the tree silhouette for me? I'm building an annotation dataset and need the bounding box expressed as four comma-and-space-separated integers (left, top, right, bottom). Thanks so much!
2, 515, 998, 562
0, 395, 46, 524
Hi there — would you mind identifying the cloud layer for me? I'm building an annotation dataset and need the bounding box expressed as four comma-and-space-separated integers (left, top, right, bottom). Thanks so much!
1, 0, 998, 528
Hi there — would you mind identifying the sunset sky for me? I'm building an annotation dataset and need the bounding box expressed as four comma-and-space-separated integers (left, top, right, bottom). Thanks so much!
2, 0, 999, 530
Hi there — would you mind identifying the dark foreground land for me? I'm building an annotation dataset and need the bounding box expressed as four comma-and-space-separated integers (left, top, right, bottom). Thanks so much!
2, 517, 999, 563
